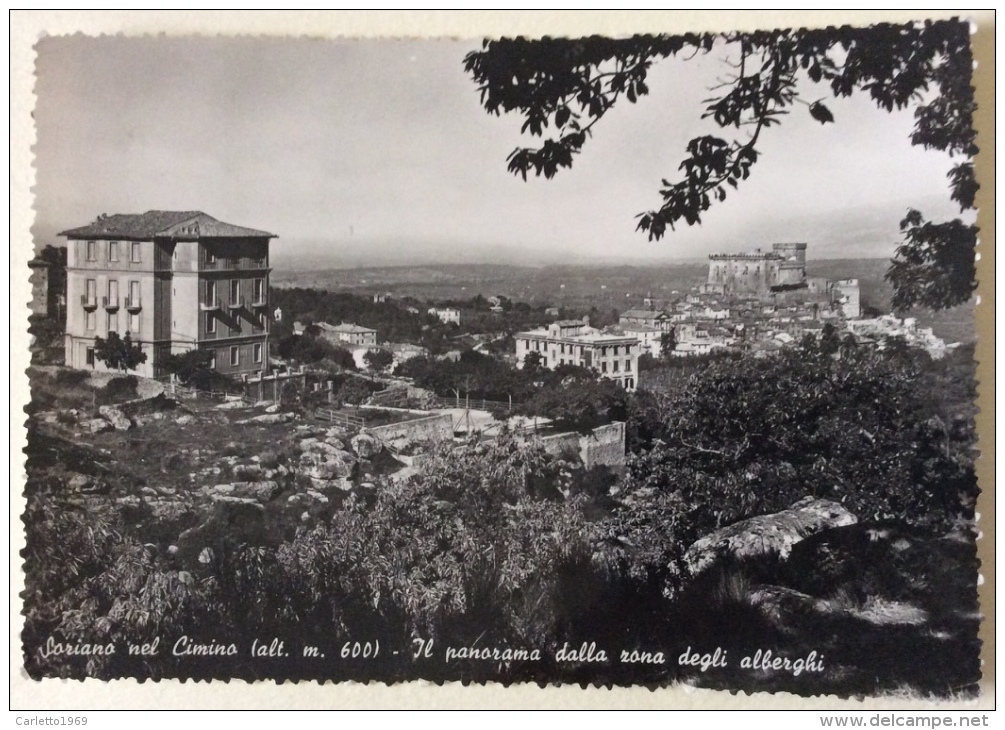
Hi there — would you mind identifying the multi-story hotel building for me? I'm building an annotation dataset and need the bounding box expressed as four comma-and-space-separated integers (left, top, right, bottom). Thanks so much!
514, 319, 640, 391
61, 210, 275, 379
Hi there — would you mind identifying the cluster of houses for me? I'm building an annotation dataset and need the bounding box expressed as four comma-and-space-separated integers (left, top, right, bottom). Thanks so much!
606, 245, 867, 359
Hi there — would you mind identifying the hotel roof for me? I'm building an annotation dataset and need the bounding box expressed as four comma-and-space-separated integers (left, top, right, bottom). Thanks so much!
60, 211, 276, 240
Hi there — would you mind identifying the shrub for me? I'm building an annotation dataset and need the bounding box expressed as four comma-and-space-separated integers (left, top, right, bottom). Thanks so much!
98, 375, 138, 404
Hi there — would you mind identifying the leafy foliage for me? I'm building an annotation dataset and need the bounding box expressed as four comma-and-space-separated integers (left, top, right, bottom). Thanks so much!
615, 337, 978, 592
464, 21, 978, 311
887, 210, 977, 311
362, 348, 394, 374
92, 331, 147, 372
513, 368, 628, 433
276, 330, 355, 368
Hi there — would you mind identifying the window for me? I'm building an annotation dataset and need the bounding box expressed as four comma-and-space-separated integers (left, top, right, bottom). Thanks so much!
230, 346, 239, 367
253, 343, 262, 364
85, 278, 97, 303
230, 257, 240, 270
205, 312, 216, 334
625, 359, 632, 372
107, 279, 118, 305
129, 280, 140, 306
601, 362, 607, 373
107, 311, 118, 333
108, 241, 119, 262
254, 278, 265, 303
85, 347, 94, 366
129, 312, 140, 333
86, 311, 96, 331
613, 361, 620, 373
204, 247, 216, 265
206, 280, 217, 307
130, 242, 141, 263
230, 279, 240, 304
208, 351, 216, 370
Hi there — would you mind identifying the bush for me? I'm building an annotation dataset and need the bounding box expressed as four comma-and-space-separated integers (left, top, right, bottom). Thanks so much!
97, 375, 138, 404
54, 369, 89, 387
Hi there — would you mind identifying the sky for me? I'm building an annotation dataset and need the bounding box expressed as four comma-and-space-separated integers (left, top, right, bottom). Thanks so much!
32, 34, 969, 268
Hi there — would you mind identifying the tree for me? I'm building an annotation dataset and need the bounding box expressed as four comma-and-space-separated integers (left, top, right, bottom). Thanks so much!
660, 327, 677, 359
515, 376, 628, 434
464, 21, 978, 311
363, 348, 394, 375
522, 350, 545, 373
92, 331, 147, 372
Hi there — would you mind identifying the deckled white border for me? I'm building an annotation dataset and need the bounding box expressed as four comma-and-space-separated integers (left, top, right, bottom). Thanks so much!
10, 10, 995, 711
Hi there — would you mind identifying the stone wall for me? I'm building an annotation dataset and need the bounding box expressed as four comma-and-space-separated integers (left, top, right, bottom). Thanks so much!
366, 412, 454, 446
540, 421, 625, 470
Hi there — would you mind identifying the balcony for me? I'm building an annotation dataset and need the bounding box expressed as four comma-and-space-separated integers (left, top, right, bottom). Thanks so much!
251, 295, 268, 308
200, 297, 221, 311
103, 296, 120, 311
125, 296, 142, 313
81, 295, 98, 311
227, 297, 243, 310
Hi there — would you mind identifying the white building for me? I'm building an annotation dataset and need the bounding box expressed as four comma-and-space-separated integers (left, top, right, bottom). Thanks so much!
835, 279, 862, 319
428, 307, 460, 325
619, 323, 663, 356
514, 318, 640, 391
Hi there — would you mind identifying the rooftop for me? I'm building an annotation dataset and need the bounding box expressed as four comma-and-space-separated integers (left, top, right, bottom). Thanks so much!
59, 211, 276, 240
620, 309, 665, 319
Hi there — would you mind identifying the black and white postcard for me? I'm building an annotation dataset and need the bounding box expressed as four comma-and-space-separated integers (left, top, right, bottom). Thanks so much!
11, 10, 994, 711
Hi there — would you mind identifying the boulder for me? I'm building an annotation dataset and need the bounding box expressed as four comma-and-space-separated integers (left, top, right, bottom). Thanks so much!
308, 477, 353, 493
232, 463, 264, 481
175, 414, 194, 426
66, 472, 93, 491
175, 495, 268, 565
351, 433, 382, 458
298, 445, 355, 481
297, 437, 320, 452
301, 460, 351, 481
82, 418, 113, 434
230, 480, 281, 502
264, 403, 280, 414
98, 405, 132, 431
683, 497, 857, 578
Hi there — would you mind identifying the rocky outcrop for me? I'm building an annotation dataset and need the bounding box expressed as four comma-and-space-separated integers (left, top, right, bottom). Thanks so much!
98, 405, 132, 431
350, 433, 382, 458
297, 438, 356, 482
175, 496, 267, 564
82, 418, 114, 434
684, 497, 857, 577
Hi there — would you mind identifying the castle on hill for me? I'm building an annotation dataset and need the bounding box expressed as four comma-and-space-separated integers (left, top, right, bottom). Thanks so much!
704, 242, 808, 296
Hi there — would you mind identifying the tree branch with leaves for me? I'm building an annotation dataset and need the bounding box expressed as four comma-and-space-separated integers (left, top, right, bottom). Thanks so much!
464, 20, 979, 311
